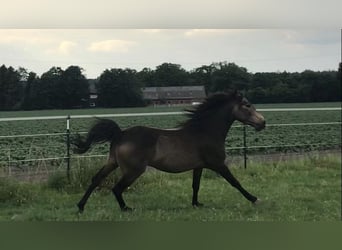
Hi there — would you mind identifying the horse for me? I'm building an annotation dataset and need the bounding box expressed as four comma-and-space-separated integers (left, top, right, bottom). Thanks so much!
73, 90, 266, 212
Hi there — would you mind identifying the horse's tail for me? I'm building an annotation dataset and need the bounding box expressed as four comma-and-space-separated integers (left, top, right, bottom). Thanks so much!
73, 118, 122, 154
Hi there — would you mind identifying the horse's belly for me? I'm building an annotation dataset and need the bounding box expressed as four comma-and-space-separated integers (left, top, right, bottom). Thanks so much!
150, 135, 202, 173
150, 150, 201, 173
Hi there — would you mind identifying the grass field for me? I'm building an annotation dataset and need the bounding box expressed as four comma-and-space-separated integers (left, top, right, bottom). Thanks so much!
0, 153, 340, 221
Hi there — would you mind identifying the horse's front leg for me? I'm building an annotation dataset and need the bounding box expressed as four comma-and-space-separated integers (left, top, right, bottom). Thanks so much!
216, 165, 259, 204
192, 168, 204, 207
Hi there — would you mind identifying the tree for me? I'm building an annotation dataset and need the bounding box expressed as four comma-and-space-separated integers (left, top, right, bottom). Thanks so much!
137, 67, 155, 87
26, 66, 89, 109
35, 67, 63, 109
190, 65, 214, 95
154, 63, 189, 86
0, 65, 22, 110
22, 72, 39, 110
210, 62, 251, 93
97, 68, 144, 107
337, 63, 342, 100
60, 66, 89, 108
17, 67, 29, 81
1, 62, 341, 109
247, 87, 267, 103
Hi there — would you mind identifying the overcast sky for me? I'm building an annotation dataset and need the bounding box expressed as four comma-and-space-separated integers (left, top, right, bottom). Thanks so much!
0, 29, 340, 78
1, 0, 341, 28
0, 1, 341, 78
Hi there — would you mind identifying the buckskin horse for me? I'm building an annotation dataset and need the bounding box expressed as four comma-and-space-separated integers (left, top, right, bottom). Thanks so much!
73, 91, 266, 212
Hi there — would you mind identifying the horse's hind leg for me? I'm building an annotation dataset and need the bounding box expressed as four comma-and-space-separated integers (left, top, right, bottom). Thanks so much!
216, 165, 258, 203
77, 162, 118, 213
192, 168, 204, 207
112, 167, 145, 211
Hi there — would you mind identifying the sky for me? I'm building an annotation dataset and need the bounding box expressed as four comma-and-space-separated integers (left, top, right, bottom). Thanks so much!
0, 29, 340, 78
1, 0, 341, 28
0, 1, 341, 78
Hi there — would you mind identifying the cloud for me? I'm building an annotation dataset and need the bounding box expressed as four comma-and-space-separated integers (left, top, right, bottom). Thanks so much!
0, 30, 53, 44
87, 39, 137, 53
45, 40, 77, 55
58, 41, 77, 55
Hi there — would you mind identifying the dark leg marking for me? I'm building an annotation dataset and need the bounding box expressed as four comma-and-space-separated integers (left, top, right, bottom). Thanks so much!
112, 168, 145, 211
77, 163, 118, 213
217, 166, 257, 203
192, 168, 204, 207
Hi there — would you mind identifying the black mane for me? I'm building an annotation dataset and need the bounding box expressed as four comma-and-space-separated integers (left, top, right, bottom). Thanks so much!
180, 92, 237, 129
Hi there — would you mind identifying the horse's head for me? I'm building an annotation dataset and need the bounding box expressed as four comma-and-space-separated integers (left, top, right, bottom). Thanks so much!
231, 91, 266, 131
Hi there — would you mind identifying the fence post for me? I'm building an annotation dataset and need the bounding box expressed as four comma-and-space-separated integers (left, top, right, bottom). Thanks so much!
243, 125, 248, 169
66, 115, 71, 181
8, 148, 11, 177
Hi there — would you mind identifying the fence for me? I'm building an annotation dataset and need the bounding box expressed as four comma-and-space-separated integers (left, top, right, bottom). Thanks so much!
0, 107, 341, 179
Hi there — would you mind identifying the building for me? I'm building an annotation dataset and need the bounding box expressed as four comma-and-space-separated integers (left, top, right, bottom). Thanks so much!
88, 79, 98, 107
87, 81, 206, 107
142, 85, 206, 105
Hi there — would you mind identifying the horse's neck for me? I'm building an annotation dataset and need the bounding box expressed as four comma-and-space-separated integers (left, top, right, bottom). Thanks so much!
207, 116, 234, 141
182, 109, 235, 141
187, 114, 233, 143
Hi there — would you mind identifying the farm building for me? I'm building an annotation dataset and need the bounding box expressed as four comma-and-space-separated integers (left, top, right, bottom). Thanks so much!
142, 86, 206, 105
87, 81, 206, 107
88, 79, 98, 107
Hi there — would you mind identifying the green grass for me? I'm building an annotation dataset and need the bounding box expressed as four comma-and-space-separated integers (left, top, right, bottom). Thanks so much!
0, 154, 340, 221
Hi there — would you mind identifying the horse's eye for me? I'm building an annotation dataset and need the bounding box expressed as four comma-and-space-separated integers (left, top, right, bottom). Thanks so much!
244, 103, 251, 108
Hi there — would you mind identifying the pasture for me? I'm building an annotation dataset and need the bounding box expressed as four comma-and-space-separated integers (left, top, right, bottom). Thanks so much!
0, 153, 340, 221
0, 102, 341, 221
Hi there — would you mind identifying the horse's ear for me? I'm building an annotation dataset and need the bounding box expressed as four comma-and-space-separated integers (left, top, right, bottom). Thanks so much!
233, 90, 243, 101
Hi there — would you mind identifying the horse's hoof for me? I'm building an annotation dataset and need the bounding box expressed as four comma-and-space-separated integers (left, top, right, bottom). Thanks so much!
192, 202, 204, 207
253, 199, 262, 205
121, 206, 134, 212
77, 204, 84, 213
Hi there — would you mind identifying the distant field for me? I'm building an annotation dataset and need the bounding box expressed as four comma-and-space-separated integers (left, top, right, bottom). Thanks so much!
0, 102, 340, 118
0, 102, 341, 170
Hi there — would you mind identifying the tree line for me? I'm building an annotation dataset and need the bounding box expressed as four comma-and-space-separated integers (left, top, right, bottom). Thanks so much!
0, 62, 340, 110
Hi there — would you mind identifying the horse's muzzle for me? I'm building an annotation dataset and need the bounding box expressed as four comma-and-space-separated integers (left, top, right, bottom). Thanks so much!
255, 120, 266, 131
